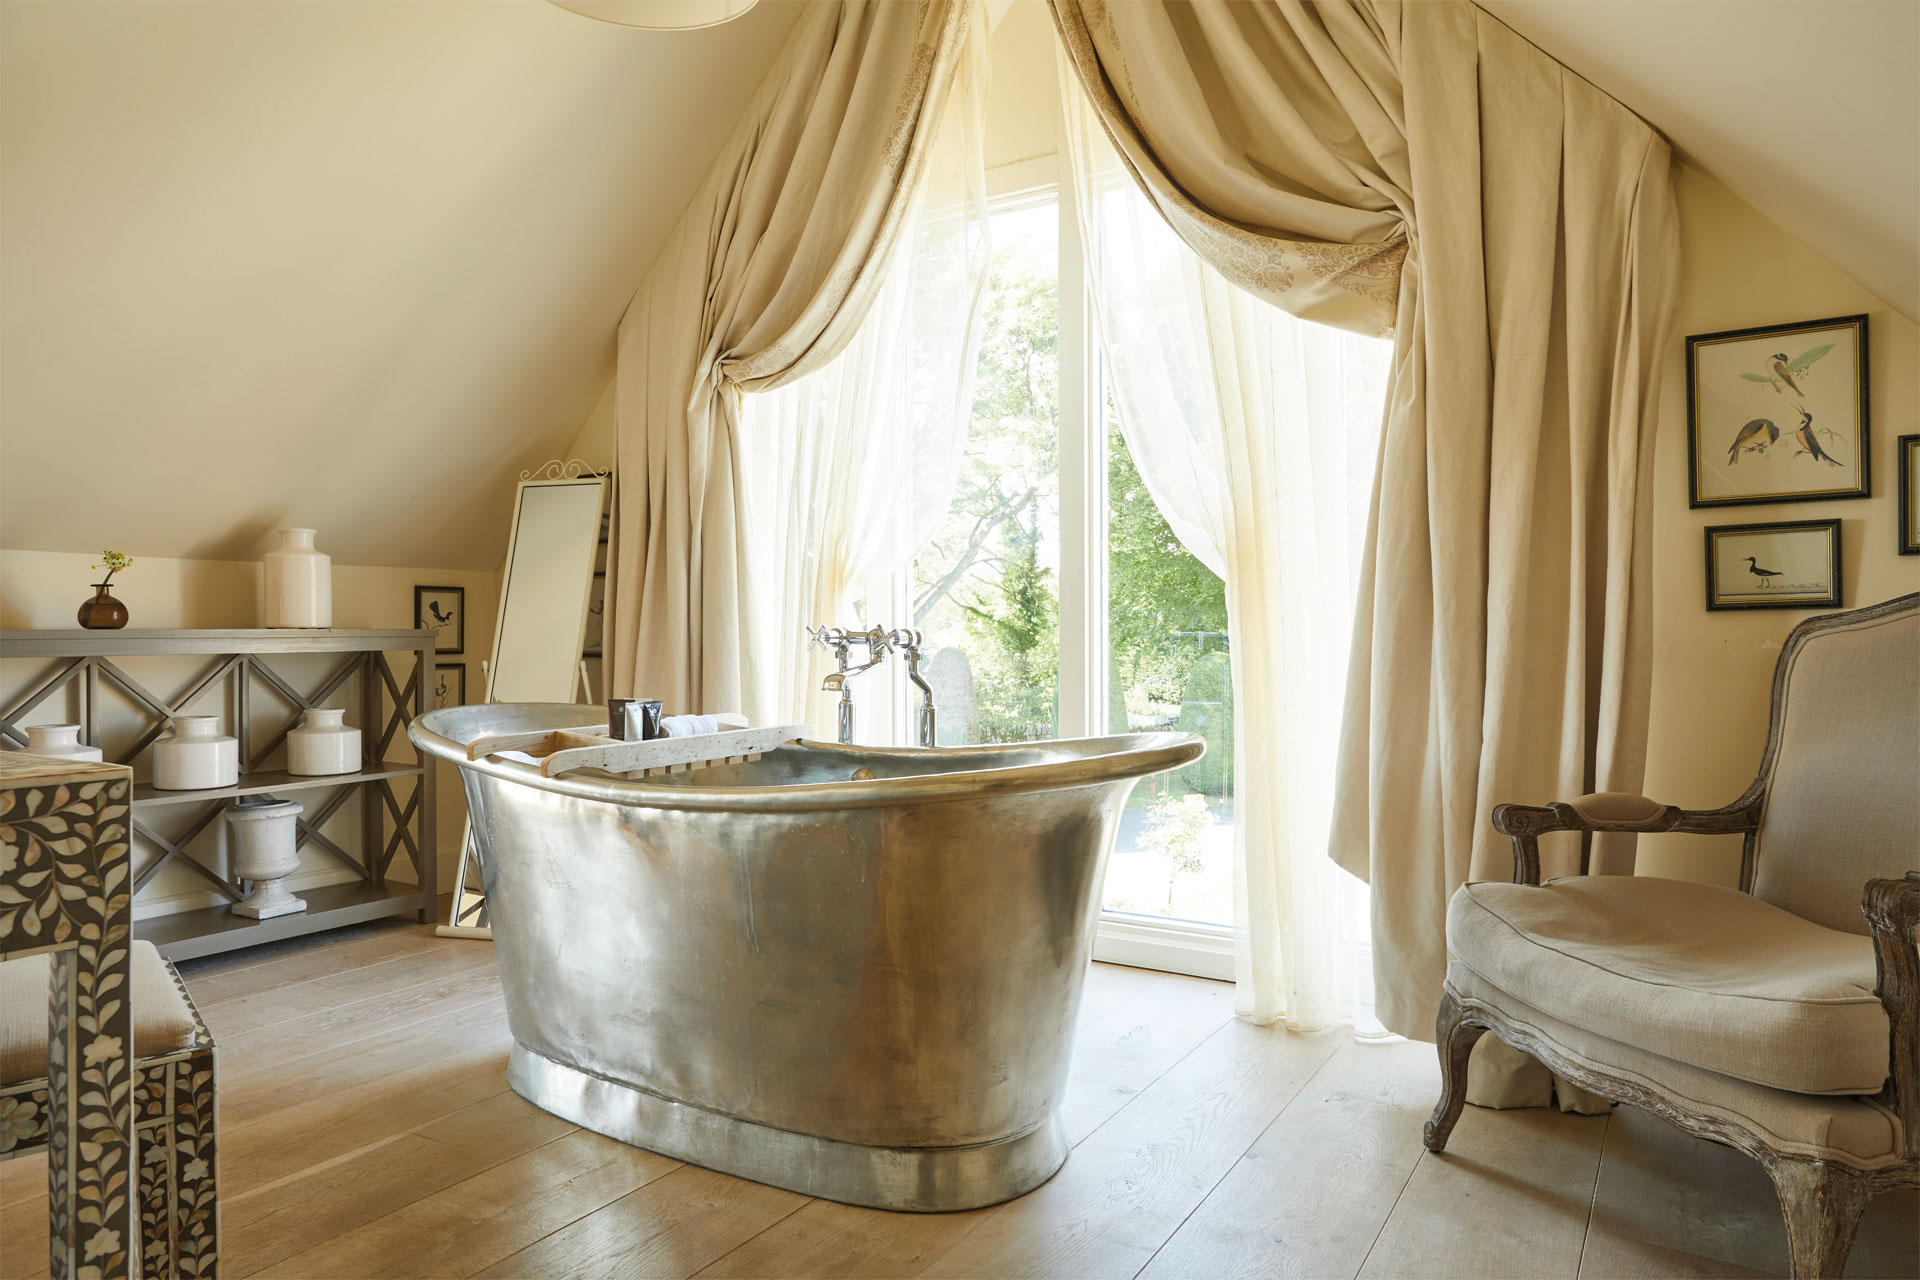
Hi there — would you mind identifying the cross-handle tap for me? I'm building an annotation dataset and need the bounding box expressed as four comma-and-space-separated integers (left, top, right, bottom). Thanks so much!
808, 624, 894, 743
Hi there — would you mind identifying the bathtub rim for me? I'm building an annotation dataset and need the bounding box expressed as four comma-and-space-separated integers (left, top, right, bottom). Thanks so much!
410, 703, 1204, 813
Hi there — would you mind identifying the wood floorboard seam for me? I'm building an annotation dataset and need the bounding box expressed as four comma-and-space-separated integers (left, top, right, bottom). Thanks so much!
1126, 1025, 1361, 1280
202, 960, 501, 1041
257, 1130, 598, 1280
1573, 1113, 1612, 1280
1355, 1145, 1428, 1278
898, 1012, 1251, 1277
692, 1196, 816, 1280
215, 988, 507, 1086
225, 1130, 418, 1208
689, 1195, 825, 1280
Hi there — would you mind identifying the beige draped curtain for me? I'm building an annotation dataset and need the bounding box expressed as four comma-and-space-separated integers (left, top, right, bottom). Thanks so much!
740, 43, 990, 732
1050, 0, 1680, 1040
611, 0, 979, 722
1058, 70, 1392, 1028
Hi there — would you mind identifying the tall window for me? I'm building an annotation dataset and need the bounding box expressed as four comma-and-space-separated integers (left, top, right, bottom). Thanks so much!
887, 169, 1382, 987
1102, 406, 1234, 926
910, 199, 1061, 744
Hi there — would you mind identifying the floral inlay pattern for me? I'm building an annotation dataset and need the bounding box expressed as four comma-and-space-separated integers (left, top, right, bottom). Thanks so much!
1, 762, 136, 1279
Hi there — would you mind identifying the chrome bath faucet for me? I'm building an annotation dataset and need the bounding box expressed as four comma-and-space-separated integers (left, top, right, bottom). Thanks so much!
806, 624, 937, 747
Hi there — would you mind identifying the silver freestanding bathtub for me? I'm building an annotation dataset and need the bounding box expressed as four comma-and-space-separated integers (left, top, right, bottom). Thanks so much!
409, 703, 1201, 1211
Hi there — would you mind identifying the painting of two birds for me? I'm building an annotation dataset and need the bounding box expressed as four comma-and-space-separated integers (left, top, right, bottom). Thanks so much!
1686, 313, 1869, 508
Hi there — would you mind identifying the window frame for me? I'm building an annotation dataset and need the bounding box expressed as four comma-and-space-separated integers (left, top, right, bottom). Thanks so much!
956, 158, 1235, 980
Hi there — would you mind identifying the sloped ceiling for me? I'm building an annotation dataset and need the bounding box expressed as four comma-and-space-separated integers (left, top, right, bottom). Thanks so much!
1480, 0, 1919, 321
0, 0, 805, 569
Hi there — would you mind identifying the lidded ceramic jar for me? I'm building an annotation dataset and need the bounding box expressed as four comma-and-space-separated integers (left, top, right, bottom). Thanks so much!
21, 724, 104, 763
288, 707, 360, 776
226, 800, 306, 919
263, 528, 332, 628
152, 715, 239, 790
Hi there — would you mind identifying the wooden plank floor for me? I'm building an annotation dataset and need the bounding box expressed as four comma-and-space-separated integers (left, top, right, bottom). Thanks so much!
2, 916, 1914, 1279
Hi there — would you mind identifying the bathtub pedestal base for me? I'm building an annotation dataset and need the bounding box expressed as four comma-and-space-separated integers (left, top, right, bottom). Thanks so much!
508, 1044, 1068, 1213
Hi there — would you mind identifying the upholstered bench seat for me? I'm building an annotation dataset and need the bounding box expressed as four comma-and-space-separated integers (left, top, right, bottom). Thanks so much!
1, 941, 200, 1085
1447, 875, 1887, 1096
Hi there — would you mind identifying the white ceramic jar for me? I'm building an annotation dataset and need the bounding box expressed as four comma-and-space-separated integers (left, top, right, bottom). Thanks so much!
263, 528, 332, 628
21, 724, 104, 763
226, 800, 306, 919
288, 707, 361, 776
152, 716, 239, 790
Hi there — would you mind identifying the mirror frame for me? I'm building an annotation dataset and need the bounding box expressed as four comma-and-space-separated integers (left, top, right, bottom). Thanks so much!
484, 472, 609, 703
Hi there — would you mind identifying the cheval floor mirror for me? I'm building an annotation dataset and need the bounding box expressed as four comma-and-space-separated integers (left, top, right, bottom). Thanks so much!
438, 461, 608, 939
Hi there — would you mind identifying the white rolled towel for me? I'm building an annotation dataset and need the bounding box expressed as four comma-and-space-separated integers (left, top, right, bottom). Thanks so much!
659, 712, 748, 738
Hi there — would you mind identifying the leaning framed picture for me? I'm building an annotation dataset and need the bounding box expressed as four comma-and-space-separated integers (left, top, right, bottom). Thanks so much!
1899, 434, 1919, 555
1704, 519, 1841, 611
432, 663, 467, 710
1686, 314, 1869, 508
414, 585, 465, 655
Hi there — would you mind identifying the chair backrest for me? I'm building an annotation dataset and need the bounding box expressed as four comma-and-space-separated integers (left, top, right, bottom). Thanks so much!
1750, 593, 1920, 934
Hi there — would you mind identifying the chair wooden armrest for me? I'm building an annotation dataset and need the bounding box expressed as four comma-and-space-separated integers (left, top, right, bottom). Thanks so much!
1490, 792, 1762, 886
1863, 872, 1920, 1159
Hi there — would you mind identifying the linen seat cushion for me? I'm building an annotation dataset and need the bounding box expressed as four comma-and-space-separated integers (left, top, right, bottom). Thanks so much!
1446, 961, 1898, 1166
0, 940, 199, 1085
1447, 875, 1886, 1095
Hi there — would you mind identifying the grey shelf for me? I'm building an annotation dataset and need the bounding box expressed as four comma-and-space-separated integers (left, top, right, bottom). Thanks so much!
138, 880, 436, 961
0, 629, 431, 657
132, 762, 424, 807
0, 628, 436, 958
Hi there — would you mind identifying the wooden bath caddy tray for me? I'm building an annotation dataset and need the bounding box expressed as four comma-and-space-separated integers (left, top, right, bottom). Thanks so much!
467, 720, 813, 779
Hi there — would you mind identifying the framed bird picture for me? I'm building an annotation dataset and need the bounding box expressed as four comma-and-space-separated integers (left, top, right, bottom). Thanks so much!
432, 662, 467, 710
1704, 519, 1841, 611
414, 584, 466, 655
1685, 314, 1869, 508
1899, 435, 1919, 555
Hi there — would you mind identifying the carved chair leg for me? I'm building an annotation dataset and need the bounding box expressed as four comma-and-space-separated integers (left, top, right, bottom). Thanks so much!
1768, 1157, 1874, 1280
1424, 989, 1487, 1153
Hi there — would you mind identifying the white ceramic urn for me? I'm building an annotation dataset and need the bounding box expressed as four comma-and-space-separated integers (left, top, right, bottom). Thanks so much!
263, 528, 332, 628
152, 715, 239, 790
288, 707, 361, 776
226, 800, 306, 919
22, 724, 104, 763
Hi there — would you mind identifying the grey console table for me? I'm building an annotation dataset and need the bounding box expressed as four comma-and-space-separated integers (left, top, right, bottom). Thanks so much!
0, 630, 436, 960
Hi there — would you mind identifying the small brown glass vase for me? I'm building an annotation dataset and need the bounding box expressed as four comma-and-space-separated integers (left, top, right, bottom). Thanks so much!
77, 583, 129, 630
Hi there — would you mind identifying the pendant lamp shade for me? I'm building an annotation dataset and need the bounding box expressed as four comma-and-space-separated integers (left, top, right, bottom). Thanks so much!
549, 0, 760, 30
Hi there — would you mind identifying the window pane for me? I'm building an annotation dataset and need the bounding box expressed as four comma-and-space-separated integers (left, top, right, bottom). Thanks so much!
910, 200, 1061, 744
1102, 393, 1233, 926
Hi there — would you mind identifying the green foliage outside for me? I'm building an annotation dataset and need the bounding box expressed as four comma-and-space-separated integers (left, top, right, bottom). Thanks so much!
1139, 792, 1213, 912
912, 202, 1233, 771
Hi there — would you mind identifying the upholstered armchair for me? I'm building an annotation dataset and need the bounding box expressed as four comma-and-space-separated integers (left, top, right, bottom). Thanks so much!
1426, 592, 1919, 1279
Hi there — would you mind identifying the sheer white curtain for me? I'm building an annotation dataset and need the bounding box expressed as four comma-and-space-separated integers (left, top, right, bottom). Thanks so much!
1061, 63, 1390, 1029
740, 30, 990, 732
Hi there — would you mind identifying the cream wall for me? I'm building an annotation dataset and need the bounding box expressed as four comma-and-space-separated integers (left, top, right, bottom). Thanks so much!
0, 549, 499, 913
0, 0, 803, 572
1636, 166, 1920, 883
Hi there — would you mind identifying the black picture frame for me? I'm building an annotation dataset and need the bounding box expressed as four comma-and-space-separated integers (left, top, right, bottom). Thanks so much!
1900, 435, 1919, 556
414, 585, 465, 656
432, 663, 466, 709
1685, 313, 1869, 508
1704, 518, 1842, 611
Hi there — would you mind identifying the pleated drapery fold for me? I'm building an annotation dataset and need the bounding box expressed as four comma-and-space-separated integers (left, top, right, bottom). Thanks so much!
1049, 0, 1681, 1040
611, 0, 980, 723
